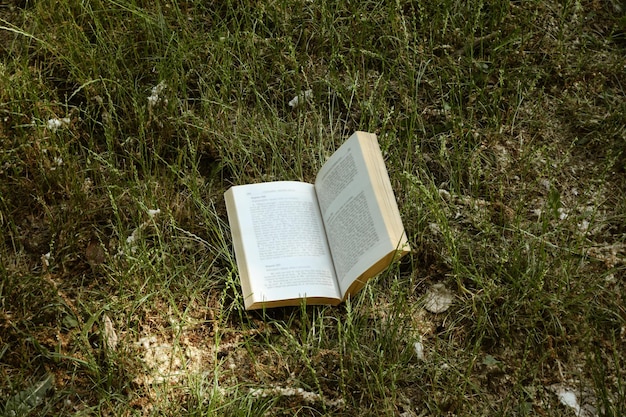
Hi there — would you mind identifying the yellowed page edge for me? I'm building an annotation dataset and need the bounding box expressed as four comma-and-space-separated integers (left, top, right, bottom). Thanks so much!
246, 296, 342, 310
356, 131, 411, 254
224, 187, 256, 309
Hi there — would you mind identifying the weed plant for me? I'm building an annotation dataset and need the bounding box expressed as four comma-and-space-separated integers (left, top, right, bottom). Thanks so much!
1, 0, 625, 415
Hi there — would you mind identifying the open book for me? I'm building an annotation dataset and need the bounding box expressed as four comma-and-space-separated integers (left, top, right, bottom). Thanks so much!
224, 131, 410, 310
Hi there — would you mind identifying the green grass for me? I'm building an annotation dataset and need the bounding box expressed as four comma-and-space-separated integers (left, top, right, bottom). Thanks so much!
1, 0, 625, 415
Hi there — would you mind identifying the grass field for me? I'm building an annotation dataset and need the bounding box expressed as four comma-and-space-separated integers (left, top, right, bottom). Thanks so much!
1, 0, 625, 415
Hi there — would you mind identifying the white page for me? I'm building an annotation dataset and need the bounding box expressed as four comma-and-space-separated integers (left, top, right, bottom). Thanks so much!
314, 133, 392, 295
227, 181, 341, 305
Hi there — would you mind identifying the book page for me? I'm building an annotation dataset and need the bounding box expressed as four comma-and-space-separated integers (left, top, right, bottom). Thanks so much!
314, 132, 408, 296
225, 182, 341, 309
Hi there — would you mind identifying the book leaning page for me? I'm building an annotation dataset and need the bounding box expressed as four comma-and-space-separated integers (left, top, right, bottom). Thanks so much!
224, 182, 342, 309
314, 131, 410, 298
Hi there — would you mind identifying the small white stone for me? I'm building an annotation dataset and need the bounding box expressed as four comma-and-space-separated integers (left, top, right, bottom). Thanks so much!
42, 252, 51, 267
424, 283, 454, 313
46, 117, 70, 132
578, 220, 590, 233
103, 314, 118, 351
437, 189, 451, 200
552, 386, 581, 415
126, 230, 137, 244
413, 341, 425, 360
148, 81, 167, 108
288, 89, 313, 108
428, 222, 441, 235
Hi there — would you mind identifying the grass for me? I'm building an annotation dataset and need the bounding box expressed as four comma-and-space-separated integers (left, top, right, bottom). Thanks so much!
1, 0, 625, 415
